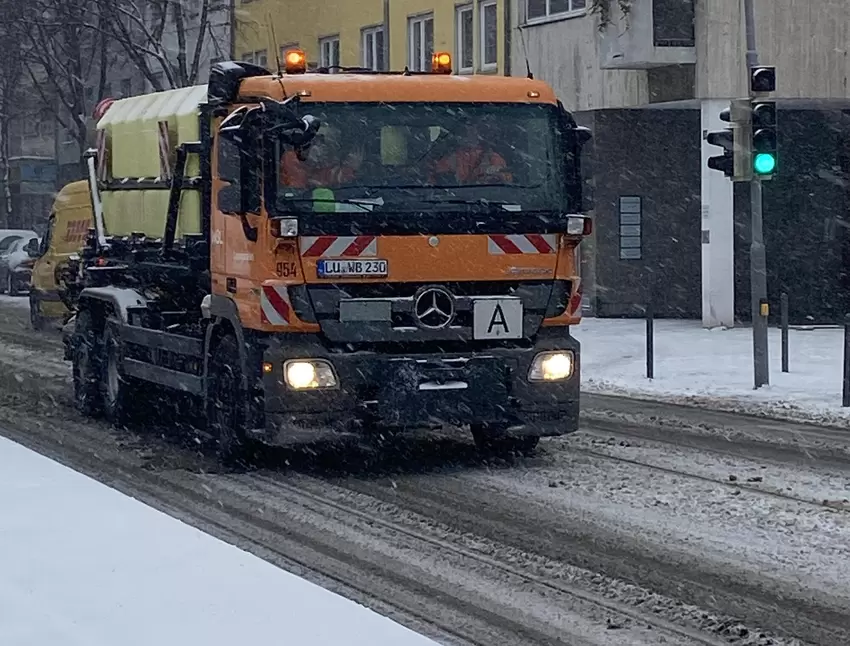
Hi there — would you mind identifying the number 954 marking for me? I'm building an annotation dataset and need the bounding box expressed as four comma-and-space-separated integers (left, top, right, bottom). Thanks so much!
275, 262, 298, 278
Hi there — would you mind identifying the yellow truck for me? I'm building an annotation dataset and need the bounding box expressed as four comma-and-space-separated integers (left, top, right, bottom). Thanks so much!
66, 50, 592, 462
28, 181, 93, 329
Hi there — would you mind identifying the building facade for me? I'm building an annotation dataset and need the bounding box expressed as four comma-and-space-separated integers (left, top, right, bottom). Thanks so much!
235, 0, 509, 75
513, 0, 850, 325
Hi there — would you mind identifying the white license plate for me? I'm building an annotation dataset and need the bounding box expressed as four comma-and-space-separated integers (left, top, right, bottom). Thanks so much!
472, 297, 524, 340
317, 259, 388, 278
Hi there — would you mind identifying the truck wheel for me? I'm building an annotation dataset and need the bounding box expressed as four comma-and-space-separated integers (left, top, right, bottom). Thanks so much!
72, 309, 103, 417
471, 424, 540, 457
101, 325, 130, 426
29, 294, 45, 331
208, 335, 249, 465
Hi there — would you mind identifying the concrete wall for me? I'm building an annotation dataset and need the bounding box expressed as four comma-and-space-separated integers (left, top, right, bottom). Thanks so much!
514, 0, 850, 109
734, 109, 850, 325
586, 108, 703, 317
509, 4, 647, 111
698, 0, 850, 100
576, 105, 850, 324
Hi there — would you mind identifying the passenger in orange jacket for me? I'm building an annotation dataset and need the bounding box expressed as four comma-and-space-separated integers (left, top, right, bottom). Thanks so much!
429, 124, 512, 185
280, 130, 363, 189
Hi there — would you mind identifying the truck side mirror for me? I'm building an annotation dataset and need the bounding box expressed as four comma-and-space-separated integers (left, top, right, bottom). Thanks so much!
25, 239, 40, 258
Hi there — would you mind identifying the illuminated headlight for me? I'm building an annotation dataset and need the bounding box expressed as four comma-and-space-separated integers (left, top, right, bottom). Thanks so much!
284, 359, 338, 390
528, 351, 574, 382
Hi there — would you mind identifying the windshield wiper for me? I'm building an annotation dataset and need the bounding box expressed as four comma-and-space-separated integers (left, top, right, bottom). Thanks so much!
276, 197, 383, 213
354, 182, 542, 191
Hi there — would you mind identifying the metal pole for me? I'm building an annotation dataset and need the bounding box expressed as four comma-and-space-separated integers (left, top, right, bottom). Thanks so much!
780, 292, 789, 372
743, 0, 769, 388
841, 314, 850, 408
383, 0, 390, 71
646, 302, 654, 380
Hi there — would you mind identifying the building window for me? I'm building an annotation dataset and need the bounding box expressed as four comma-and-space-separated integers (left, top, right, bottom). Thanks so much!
241, 50, 268, 67
23, 118, 37, 137
526, 0, 586, 22
479, 1, 498, 69
362, 26, 385, 71
456, 5, 473, 73
408, 14, 434, 72
319, 36, 340, 72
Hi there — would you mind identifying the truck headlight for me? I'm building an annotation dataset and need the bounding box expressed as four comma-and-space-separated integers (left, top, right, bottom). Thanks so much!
284, 359, 338, 390
528, 351, 574, 382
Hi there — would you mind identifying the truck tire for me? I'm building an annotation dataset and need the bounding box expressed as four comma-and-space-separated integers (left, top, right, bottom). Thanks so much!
72, 309, 103, 417
29, 294, 45, 331
101, 324, 130, 426
208, 334, 249, 465
471, 424, 540, 457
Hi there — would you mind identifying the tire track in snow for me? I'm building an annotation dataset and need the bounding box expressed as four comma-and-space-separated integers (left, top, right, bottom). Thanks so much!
570, 438, 850, 513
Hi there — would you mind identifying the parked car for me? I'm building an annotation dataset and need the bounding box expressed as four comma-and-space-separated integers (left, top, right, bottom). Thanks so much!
0, 235, 38, 295
0, 229, 36, 261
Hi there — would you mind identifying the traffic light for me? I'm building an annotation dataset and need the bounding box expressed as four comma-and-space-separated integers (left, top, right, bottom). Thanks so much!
750, 66, 776, 93
705, 99, 752, 182
750, 66, 777, 179
706, 110, 735, 178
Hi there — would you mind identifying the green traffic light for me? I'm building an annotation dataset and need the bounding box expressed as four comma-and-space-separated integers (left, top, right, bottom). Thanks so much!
753, 153, 776, 175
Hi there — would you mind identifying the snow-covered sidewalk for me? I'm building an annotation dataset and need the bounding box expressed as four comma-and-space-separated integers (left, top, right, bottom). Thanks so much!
578, 317, 850, 426
0, 436, 439, 646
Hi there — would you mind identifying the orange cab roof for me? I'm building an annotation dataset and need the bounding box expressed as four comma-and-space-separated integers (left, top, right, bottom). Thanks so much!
238, 73, 559, 105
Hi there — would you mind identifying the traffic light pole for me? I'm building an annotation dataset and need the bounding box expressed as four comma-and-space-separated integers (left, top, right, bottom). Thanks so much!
744, 0, 769, 388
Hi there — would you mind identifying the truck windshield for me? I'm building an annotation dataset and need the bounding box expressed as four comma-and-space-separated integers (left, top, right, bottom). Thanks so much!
275, 102, 570, 212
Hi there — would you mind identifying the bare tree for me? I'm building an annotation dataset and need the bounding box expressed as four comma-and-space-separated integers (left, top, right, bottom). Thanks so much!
17, 0, 111, 172
97, 0, 229, 91
0, 0, 25, 226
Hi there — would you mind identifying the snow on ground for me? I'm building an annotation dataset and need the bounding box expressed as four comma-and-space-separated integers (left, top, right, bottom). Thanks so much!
0, 436, 439, 646
0, 294, 29, 309
468, 447, 850, 607
578, 317, 850, 426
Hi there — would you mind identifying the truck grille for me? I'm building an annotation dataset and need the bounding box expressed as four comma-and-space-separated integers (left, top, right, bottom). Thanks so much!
301, 281, 566, 345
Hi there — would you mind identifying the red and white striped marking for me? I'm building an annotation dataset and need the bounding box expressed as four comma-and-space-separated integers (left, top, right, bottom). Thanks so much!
488, 234, 558, 255
567, 281, 583, 317
300, 236, 377, 258
260, 285, 292, 326
95, 130, 108, 182
157, 120, 172, 181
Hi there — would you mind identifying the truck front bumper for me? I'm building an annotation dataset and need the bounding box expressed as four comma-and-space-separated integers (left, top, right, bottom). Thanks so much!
257, 328, 580, 445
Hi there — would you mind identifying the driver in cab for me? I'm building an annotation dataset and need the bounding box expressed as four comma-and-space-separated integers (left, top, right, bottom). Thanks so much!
280, 127, 364, 189
429, 123, 513, 185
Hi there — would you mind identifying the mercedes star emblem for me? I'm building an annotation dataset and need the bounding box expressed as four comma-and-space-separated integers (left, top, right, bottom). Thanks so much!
414, 286, 455, 329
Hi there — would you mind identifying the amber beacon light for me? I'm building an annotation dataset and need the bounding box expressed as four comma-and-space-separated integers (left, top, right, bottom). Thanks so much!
284, 48, 307, 74
431, 51, 452, 74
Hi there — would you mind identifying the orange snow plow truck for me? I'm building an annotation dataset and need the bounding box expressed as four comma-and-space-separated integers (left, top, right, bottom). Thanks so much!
65, 50, 592, 460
